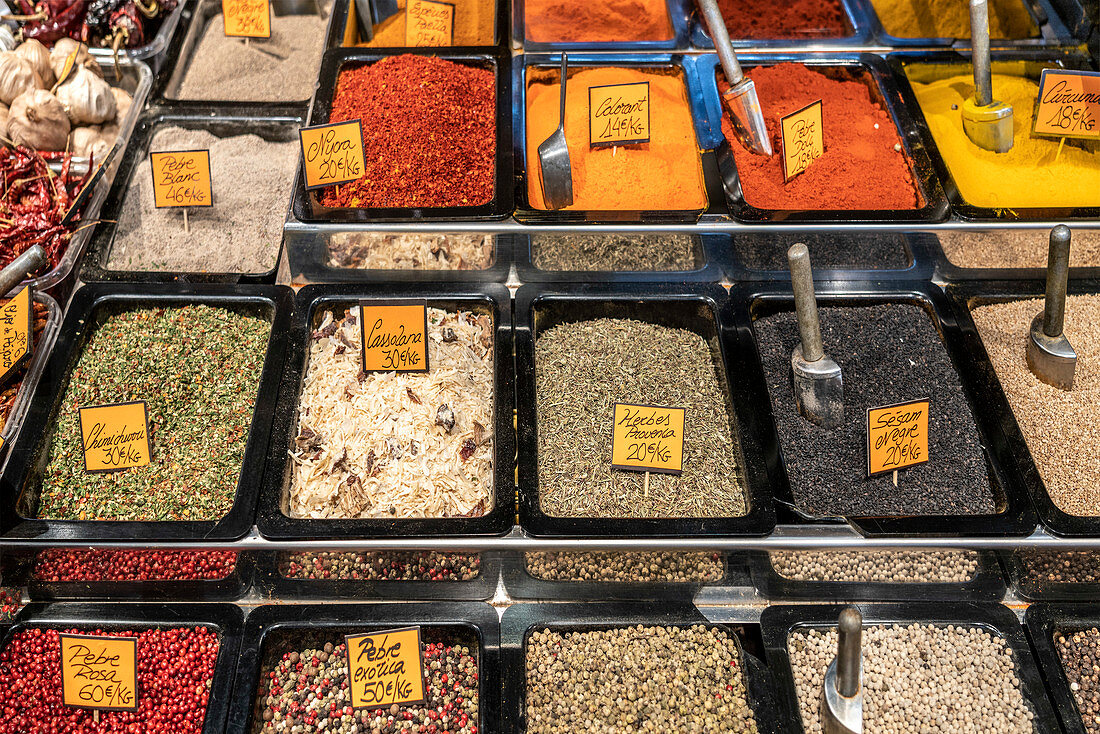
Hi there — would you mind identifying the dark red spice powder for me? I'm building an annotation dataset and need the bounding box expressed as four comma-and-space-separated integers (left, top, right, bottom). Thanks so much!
722, 63, 920, 211
32, 549, 237, 582
716, 0, 848, 38
320, 54, 496, 209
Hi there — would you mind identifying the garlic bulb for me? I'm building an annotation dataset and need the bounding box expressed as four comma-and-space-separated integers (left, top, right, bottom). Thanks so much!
68, 124, 100, 156
13, 40, 54, 89
109, 86, 131, 122
7, 89, 70, 150
0, 102, 8, 133
55, 66, 116, 124
0, 52, 43, 106
49, 38, 102, 83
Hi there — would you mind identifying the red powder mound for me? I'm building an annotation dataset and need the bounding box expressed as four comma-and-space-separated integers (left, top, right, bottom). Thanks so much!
722, 63, 920, 211
717, 0, 848, 38
526, 0, 673, 42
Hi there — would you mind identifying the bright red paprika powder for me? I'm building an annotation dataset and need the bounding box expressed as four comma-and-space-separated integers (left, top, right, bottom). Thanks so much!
716, 0, 848, 39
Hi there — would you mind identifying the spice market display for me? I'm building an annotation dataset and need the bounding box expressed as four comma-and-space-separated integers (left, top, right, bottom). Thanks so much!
0, 0, 1094, 731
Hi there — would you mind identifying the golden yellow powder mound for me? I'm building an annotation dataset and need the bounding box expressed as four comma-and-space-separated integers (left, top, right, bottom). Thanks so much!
870, 0, 1037, 38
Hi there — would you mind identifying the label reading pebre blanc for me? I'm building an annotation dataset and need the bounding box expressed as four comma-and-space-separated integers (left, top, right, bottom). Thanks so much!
150, 150, 213, 208
60, 634, 138, 712
345, 627, 426, 710
222, 0, 271, 37
866, 399, 929, 477
299, 120, 366, 190
611, 403, 685, 474
780, 99, 824, 181
589, 81, 651, 148
79, 401, 152, 473
360, 301, 430, 373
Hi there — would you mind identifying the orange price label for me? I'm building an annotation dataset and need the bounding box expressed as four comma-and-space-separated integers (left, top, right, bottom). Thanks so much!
345, 627, 426, 710
0, 285, 33, 388
589, 81, 651, 148
150, 150, 213, 208
299, 120, 366, 191
79, 401, 152, 473
867, 399, 929, 477
1033, 69, 1100, 140
405, 0, 455, 46
60, 634, 138, 712
611, 403, 685, 475
781, 100, 824, 182
360, 301, 429, 373
222, 0, 271, 37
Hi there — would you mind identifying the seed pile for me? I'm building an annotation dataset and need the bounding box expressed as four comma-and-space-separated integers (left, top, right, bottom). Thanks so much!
972, 296, 1100, 515
530, 234, 697, 272
1016, 551, 1100, 585
32, 549, 237, 581
769, 550, 980, 582
729, 232, 911, 271
789, 623, 1034, 733
257, 633, 478, 734
37, 304, 270, 521
525, 551, 724, 582
0, 298, 49, 436
327, 233, 494, 271
279, 551, 480, 581
939, 229, 1100, 270
1055, 627, 1100, 732
756, 303, 995, 516
526, 625, 758, 733
536, 318, 747, 518
0, 626, 220, 733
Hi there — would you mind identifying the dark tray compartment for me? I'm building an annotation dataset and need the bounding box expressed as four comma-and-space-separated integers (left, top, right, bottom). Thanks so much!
761, 602, 1059, 734
1026, 603, 1100, 734
0, 282, 294, 542
502, 602, 787, 733
688, 0, 870, 48
328, 0, 510, 49
698, 53, 949, 225
2, 601, 243, 734
1004, 550, 1100, 601
515, 283, 776, 537
514, 231, 722, 283
734, 280, 1037, 536
292, 46, 513, 223
227, 602, 501, 734
79, 111, 302, 285
257, 282, 514, 539
512, 0, 690, 51
932, 226, 1100, 282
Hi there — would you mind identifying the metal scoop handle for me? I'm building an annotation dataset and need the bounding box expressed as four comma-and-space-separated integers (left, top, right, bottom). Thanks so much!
0, 246, 47, 297
697, 0, 743, 84
970, 0, 993, 106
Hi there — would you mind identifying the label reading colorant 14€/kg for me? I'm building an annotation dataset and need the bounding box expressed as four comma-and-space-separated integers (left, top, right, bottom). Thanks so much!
611, 403, 685, 475
60, 634, 138, 712
1033, 69, 1100, 140
780, 99, 824, 182
150, 150, 213, 208
79, 400, 152, 473
360, 301, 430, 373
345, 627, 427, 710
0, 285, 33, 388
866, 399, 929, 477
222, 0, 271, 37
405, 0, 455, 46
299, 120, 366, 190
589, 81, 651, 148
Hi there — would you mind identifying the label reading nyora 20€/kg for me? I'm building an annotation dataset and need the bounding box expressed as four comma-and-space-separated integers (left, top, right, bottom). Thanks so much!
866, 399, 929, 477
611, 403, 685, 474
360, 301, 430, 373
299, 120, 366, 190
345, 627, 426, 710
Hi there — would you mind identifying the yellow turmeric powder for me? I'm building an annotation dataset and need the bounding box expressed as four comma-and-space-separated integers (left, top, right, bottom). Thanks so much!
525, 66, 707, 212
353, 0, 496, 46
870, 0, 1037, 38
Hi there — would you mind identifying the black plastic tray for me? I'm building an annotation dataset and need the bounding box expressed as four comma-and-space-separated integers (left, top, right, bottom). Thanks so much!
515, 283, 776, 537
688, 0, 870, 47
1004, 550, 1100, 601
1026, 603, 1100, 734
698, 53, 949, 225
257, 283, 514, 539
292, 46, 513, 223
0, 283, 294, 542
329, 0, 509, 48
3, 601, 243, 734
761, 602, 1060, 734
501, 602, 787, 733
513, 232, 723, 283
227, 602, 501, 734
932, 226, 1100, 282
734, 280, 1037, 536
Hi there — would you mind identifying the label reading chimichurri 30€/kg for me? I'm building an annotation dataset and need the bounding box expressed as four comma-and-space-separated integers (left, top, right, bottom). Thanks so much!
78, 401, 152, 473
360, 301, 430, 373
867, 399, 929, 477
299, 120, 366, 190
611, 403, 685, 475
589, 82, 651, 148
345, 627, 426, 710
59, 634, 138, 712
149, 150, 213, 208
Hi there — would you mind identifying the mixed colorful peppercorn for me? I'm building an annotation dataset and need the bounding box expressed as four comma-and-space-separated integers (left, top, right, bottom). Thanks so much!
279, 552, 479, 582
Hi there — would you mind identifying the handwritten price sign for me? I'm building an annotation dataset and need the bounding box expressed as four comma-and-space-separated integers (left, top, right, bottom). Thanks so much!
589, 81, 651, 148
866, 399, 929, 477
611, 403, 685, 475
222, 0, 271, 37
299, 120, 366, 190
150, 150, 213, 208
0, 286, 33, 388
79, 401, 152, 473
1033, 69, 1100, 140
781, 100, 824, 181
405, 0, 455, 46
345, 627, 426, 710
360, 301, 429, 373
60, 634, 138, 712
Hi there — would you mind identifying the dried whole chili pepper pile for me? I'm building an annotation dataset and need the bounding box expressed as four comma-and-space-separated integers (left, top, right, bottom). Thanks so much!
15, 0, 178, 49
319, 54, 496, 209
0, 299, 49, 435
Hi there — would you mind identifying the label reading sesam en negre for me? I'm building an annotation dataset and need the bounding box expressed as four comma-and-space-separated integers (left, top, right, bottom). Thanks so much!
611, 403, 685, 474
345, 627, 426, 710
299, 120, 366, 190
589, 81, 651, 148
78, 400, 152, 473
359, 301, 430, 373
866, 399, 929, 477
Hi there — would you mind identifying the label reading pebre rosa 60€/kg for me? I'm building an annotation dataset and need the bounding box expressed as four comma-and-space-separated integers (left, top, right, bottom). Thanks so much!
345, 627, 426, 710
360, 301, 430, 373
611, 403, 685, 475
150, 150, 213, 208
78, 401, 152, 473
299, 120, 366, 190
60, 634, 138, 712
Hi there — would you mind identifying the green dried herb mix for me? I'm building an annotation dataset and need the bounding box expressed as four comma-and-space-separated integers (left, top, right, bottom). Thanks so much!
36, 305, 270, 521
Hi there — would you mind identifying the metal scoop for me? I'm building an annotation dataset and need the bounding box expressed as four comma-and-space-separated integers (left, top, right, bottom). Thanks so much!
537, 53, 574, 211
1027, 225, 1076, 390
789, 243, 844, 429
353, 0, 399, 41
697, 0, 772, 156
962, 0, 1014, 153
822, 607, 863, 734
0, 246, 48, 296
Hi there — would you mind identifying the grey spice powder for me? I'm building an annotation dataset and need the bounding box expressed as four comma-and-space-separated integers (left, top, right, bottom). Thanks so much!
535, 317, 747, 518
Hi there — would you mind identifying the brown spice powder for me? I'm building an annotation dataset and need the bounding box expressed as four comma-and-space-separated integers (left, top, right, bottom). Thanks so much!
939, 229, 1100, 270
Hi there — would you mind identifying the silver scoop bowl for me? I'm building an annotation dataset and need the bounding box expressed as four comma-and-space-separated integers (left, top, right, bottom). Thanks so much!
822, 607, 863, 734
1027, 225, 1076, 390
537, 53, 574, 210
789, 243, 844, 429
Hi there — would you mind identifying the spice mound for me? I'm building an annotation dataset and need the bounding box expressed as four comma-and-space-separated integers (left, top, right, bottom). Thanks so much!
724, 63, 919, 211
755, 303, 995, 517
789, 623, 1035, 732
0, 626, 221, 733
0, 298, 49, 436
327, 233, 494, 270
37, 304, 270, 522
730, 231, 911, 270
280, 551, 480, 581
716, 0, 848, 38
1056, 627, 1100, 732
531, 233, 697, 271
770, 550, 980, 583
972, 296, 1100, 516
939, 229, 1100, 270
525, 551, 724, 582
908, 64, 1100, 210
526, 66, 706, 212
524, 0, 673, 43
32, 549, 237, 581
289, 306, 494, 519
536, 317, 747, 518
526, 625, 759, 733
870, 0, 1037, 38
360, 0, 496, 46
319, 55, 496, 209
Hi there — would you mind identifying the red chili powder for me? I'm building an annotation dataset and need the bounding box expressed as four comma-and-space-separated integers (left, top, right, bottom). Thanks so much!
722, 63, 920, 211
525, 0, 674, 43
320, 54, 496, 209
717, 0, 848, 38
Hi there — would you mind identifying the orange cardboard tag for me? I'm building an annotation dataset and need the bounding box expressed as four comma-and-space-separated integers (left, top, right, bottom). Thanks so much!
299, 120, 366, 191
345, 627, 426, 710
1033, 69, 1100, 140
60, 634, 138, 712
79, 401, 152, 473
867, 399, 929, 477
150, 150, 213, 208
360, 301, 429, 373
222, 0, 271, 37
611, 403, 685, 475
589, 81, 651, 148
405, 0, 455, 46
0, 286, 33, 388
781, 100, 824, 182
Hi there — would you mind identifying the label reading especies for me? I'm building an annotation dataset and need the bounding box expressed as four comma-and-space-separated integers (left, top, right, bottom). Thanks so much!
345, 627, 427, 710
1033, 69, 1100, 140
150, 150, 213, 208
60, 634, 138, 712
359, 301, 429, 373
611, 403, 685, 475
299, 120, 366, 190
780, 100, 824, 182
79, 401, 152, 473
0, 285, 33, 388
589, 81, 651, 148
222, 0, 271, 37
405, 0, 455, 46
866, 399, 929, 477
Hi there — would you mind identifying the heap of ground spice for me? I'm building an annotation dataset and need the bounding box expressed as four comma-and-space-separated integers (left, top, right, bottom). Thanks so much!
938, 229, 1100, 270
359, 0, 496, 46
524, 0, 673, 43
723, 63, 919, 211
870, 0, 1037, 38
715, 0, 848, 38
0, 299, 48, 437
319, 55, 495, 210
